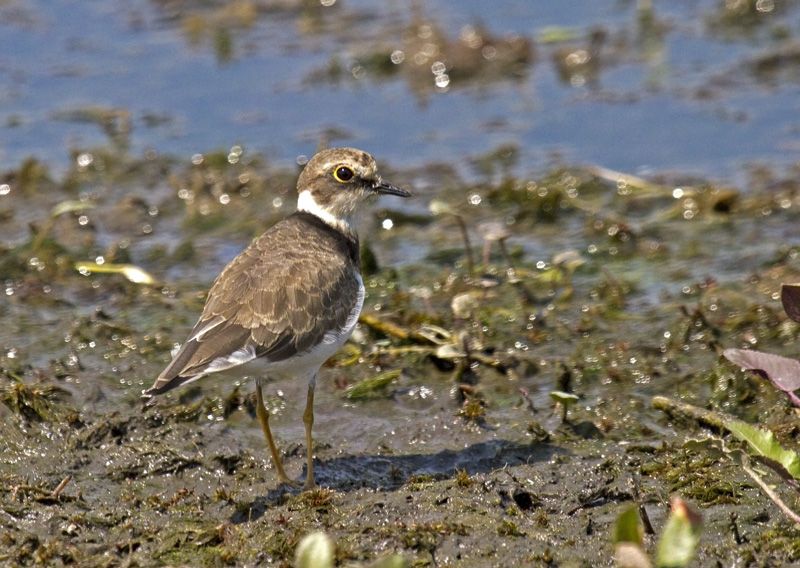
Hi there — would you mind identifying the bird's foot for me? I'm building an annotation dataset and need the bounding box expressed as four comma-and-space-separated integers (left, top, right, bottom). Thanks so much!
302, 479, 318, 492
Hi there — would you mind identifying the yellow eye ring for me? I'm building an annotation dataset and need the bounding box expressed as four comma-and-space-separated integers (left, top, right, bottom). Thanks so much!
333, 165, 355, 183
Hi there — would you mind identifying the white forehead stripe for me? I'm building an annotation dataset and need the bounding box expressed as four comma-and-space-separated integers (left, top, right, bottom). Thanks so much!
317, 156, 377, 178
297, 189, 353, 233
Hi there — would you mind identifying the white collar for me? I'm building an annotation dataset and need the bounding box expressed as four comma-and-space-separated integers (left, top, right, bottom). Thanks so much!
296, 190, 354, 235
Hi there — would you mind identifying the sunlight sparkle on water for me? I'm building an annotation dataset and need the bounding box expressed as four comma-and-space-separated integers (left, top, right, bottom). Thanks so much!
77, 152, 93, 169
227, 145, 243, 164
755, 0, 774, 12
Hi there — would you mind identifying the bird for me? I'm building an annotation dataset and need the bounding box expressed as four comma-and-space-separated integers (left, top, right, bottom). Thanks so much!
142, 147, 410, 490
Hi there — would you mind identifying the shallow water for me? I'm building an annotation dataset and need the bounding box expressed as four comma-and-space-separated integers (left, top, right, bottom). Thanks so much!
2, 0, 799, 181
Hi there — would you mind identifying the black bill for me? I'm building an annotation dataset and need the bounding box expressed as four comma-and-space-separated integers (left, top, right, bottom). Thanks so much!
372, 179, 411, 197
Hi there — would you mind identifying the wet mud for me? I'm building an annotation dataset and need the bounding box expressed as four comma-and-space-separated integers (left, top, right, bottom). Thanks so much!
3, 1, 800, 566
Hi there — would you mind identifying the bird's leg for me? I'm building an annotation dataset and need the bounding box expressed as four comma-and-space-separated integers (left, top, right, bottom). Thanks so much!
255, 377, 295, 486
302, 375, 317, 491
482, 239, 492, 270
498, 239, 514, 271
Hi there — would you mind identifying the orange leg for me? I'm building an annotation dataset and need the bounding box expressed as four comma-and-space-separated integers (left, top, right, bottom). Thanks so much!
255, 378, 295, 486
302, 378, 317, 491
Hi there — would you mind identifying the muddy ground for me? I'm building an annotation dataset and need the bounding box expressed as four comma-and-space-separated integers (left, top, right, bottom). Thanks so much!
4, 1, 800, 566
2, 147, 800, 567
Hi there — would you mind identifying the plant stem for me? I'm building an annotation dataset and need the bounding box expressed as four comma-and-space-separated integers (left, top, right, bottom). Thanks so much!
651, 395, 727, 431
454, 215, 475, 275
742, 457, 800, 526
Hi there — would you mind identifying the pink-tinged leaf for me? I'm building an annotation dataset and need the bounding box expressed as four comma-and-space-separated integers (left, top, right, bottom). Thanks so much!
656, 497, 702, 568
724, 348, 800, 407
781, 284, 800, 323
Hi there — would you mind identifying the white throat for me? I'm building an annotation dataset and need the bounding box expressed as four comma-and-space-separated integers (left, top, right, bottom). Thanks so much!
297, 190, 354, 234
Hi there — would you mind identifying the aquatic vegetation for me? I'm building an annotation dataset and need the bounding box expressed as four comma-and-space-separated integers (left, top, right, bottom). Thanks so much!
74, 261, 157, 285
723, 283, 800, 406
307, 15, 533, 100
549, 390, 579, 423
2, 0, 800, 563
706, 0, 786, 38
344, 369, 402, 401
52, 106, 132, 148
4, 137, 800, 564
0, 373, 72, 423
295, 532, 334, 568
653, 396, 800, 525
614, 498, 702, 568
458, 397, 486, 423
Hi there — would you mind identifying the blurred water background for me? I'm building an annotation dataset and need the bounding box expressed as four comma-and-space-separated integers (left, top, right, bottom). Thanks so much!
2, 0, 799, 182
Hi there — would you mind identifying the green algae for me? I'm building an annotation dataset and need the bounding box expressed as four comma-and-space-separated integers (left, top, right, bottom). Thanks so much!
345, 369, 402, 401
0, 373, 73, 423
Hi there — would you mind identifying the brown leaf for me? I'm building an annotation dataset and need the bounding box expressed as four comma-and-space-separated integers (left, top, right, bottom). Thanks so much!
669, 496, 702, 527
724, 348, 800, 407
781, 284, 800, 323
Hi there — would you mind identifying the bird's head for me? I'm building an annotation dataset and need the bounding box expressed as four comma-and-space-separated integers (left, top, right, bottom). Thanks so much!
296, 147, 410, 234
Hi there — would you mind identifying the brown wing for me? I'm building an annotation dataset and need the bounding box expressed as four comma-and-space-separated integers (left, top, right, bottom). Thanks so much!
144, 214, 360, 397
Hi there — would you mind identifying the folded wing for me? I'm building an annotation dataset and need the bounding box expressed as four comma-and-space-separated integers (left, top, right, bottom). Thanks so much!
143, 214, 360, 397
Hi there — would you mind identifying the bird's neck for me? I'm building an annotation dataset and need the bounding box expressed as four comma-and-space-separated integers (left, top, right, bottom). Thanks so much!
296, 190, 355, 236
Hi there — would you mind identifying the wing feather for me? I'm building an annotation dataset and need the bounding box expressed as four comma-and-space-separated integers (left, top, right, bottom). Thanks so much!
144, 213, 360, 398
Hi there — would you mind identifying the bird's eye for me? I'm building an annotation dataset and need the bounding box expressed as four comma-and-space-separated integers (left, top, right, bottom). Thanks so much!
333, 166, 355, 183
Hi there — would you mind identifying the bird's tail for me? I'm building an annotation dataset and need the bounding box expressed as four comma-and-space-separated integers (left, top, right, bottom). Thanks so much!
140, 372, 202, 406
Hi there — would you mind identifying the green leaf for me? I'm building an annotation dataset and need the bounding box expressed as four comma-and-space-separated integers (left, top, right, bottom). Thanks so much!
549, 391, 579, 407
726, 419, 800, 480
344, 370, 401, 401
613, 505, 644, 545
652, 396, 800, 480
295, 532, 334, 568
656, 498, 701, 568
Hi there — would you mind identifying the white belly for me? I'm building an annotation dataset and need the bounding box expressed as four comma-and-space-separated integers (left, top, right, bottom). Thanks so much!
264, 272, 365, 380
